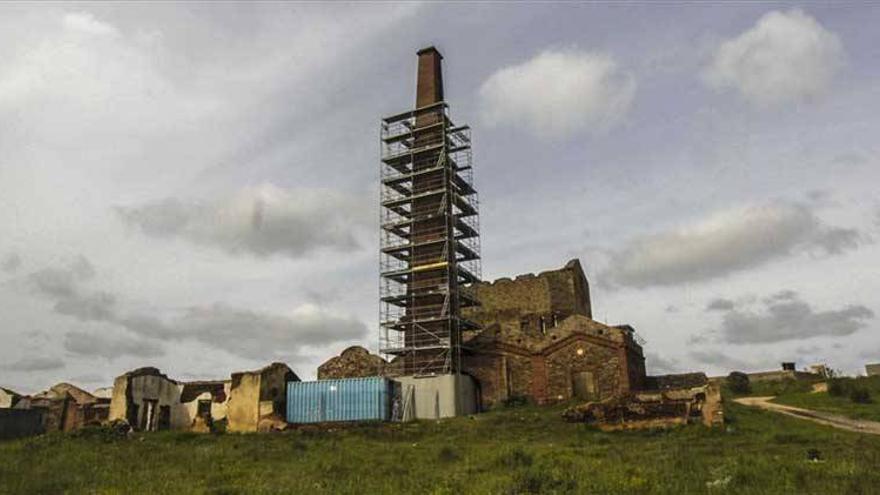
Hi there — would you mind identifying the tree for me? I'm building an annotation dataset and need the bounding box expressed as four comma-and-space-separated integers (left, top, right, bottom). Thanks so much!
727, 371, 751, 394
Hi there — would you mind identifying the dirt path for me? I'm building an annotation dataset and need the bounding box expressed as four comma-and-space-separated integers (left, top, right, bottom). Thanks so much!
733, 396, 880, 435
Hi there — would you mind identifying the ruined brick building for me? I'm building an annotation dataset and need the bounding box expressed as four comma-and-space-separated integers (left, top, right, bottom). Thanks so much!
317, 47, 726, 428
460, 259, 646, 408
322, 258, 648, 409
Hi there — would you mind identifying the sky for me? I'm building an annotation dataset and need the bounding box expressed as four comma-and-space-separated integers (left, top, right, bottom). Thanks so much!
1, 2, 878, 393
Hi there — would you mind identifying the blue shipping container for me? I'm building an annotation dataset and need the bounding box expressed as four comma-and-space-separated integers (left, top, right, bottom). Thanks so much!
286, 377, 395, 424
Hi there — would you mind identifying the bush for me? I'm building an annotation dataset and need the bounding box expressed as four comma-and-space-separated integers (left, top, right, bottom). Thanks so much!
850, 388, 872, 404
828, 378, 847, 397
727, 372, 751, 394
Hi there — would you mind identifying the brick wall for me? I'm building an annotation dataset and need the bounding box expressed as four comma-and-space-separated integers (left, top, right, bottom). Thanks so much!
462, 315, 645, 408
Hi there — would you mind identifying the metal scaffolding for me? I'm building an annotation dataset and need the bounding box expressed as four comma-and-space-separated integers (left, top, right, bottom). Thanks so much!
379, 101, 482, 376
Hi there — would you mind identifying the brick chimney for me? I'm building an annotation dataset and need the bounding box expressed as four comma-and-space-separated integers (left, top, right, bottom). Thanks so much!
416, 46, 444, 108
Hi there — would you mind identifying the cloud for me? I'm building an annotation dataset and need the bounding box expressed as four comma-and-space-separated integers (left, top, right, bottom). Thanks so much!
2, 253, 21, 273
28, 256, 95, 298
25, 256, 367, 362
645, 353, 682, 374
712, 290, 873, 343
62, 12, 119, 37
479, 49, 635, 139
4, 357, 65, 372
116, 183, 370, 258
174, 303, 368, 360
602, 202, 863, 288
703, 9, 844, 106
64, 331, 164, 359
689, 350, 753, 371
706, 298, 736, 311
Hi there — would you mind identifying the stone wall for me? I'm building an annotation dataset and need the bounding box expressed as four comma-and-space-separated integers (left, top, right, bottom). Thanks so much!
464, 259, 592, 337
318, 346, 387, 380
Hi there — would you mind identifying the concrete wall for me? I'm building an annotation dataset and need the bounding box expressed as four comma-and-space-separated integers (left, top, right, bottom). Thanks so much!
181, 385, 230, 424
866, 364, 880, 377
109, 372, 189, 431
0, 389, 20, 409
396, 374, 477, 420
228, 363, 297, 432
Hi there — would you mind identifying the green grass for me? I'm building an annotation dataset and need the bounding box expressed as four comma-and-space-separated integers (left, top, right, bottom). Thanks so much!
723, 377, 819, 398
771, 376, 880, 423
1, 402, 879, 494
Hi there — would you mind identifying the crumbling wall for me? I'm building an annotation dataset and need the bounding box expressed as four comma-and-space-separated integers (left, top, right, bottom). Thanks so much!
0, 388, 23, 409
109, 368, 188, 431
565, 373, 724, 429
318, 346, 387, 380
464, 259, 592, 335
227, 363, 298, 432
180, 381, 230, 428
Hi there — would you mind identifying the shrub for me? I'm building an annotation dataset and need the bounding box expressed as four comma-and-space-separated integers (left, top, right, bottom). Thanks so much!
850, 388, 872, 404
828, 378, 847, 397
727, 372, 751, 394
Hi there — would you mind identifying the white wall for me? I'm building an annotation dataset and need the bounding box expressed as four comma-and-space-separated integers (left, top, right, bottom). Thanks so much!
396, 374, 477, 420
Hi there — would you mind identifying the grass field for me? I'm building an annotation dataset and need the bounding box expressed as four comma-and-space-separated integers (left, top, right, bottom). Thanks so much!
2, 401, 879, 494
771, 376, 880, 422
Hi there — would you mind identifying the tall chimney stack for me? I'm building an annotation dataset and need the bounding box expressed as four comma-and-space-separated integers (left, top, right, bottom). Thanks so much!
416, 46, 444, 108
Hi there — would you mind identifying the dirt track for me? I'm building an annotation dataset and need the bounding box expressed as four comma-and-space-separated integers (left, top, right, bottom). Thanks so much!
733, 396, 880, 435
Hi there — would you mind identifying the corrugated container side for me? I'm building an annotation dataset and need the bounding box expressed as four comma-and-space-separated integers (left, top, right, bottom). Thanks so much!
286, 377, 394, 424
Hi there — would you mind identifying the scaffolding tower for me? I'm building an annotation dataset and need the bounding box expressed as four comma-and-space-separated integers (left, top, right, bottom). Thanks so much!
379, 49, 481, 376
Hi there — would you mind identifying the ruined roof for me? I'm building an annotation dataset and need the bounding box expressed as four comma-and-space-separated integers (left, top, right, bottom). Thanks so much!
644, 373, 708, 391
48, 383, 97, 405
0, 387, 22, 397
120, 366, 178, 383
180, 381, 228, 404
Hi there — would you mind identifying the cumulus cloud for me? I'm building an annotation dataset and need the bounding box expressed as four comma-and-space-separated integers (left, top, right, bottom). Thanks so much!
712, 290, 873, 343
479, 49, 635, 139
116, 183, 370, 258
25, 256, 367, 362
174, 303, 368, 360
64, 331, 164, 359
703, 9, 844, 106
3, 357, 65, 372
603, 202, 863, 288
